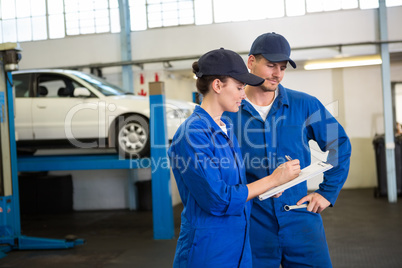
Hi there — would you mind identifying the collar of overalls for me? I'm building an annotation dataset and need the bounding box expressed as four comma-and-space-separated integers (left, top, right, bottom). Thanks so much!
240, 83, 290, 122
193, 105, 234, 139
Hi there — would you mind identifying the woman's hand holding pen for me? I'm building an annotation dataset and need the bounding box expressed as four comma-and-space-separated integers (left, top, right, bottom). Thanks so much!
247, 157, 300, 201
271, 158, 301, 188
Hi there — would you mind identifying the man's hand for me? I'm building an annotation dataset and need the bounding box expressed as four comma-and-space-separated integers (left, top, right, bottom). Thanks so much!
297, 192, 330, 213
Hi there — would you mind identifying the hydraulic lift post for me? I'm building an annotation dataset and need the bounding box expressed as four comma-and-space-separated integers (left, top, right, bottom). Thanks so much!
0, 43, 84, 259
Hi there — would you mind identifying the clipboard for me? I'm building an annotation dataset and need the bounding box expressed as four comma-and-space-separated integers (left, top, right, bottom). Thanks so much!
258, 161, 333, 201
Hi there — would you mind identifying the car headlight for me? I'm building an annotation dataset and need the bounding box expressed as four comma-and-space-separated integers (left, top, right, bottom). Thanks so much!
166, 108, 192, 119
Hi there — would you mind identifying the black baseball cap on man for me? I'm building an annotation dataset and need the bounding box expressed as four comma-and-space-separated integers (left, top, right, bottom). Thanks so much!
195, 48, 264, 86
249, 32, 297, 69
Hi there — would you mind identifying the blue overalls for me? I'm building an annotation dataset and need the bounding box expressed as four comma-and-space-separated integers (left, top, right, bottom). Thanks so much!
168, 106, 252, 268
224, 84, 352, 268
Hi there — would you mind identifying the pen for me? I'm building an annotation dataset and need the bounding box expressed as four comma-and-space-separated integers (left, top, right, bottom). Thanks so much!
285, 155, 292, 161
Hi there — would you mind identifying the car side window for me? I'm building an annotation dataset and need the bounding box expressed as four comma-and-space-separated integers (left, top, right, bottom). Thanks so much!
13, 74, 31, 97
37, 74, 71, 98
36, 74, 94, 98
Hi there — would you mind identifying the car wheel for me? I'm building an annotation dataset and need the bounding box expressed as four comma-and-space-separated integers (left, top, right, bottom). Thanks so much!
116, 114, 150, 158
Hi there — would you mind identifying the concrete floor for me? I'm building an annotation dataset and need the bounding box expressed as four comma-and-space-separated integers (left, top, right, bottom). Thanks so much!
1, 188, 402, 268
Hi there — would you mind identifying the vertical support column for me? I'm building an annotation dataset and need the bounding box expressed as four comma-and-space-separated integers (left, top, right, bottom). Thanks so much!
118, 0, 134, 92
0, 44, 22, 237
6, 71, 21, 236
149, 82, 174, 240
0, 62, 11, 197
379, 0, 397, 203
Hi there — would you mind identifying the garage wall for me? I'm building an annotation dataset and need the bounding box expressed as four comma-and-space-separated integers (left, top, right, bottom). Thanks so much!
17, 6, 402, 209
18, 7, 402, 69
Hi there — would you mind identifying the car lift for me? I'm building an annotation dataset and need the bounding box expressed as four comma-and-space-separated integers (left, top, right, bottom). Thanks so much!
0, 44, 174, 259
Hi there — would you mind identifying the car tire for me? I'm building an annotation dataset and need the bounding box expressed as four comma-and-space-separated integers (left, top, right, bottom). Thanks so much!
116, 114, 150, 158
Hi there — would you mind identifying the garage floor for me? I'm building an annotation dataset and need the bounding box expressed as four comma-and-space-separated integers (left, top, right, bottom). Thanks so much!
1, 188, 402, 268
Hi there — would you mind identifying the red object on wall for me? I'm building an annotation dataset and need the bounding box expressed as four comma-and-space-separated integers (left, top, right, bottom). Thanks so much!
139, 89, 147, 96
140, 73, 145, 85
155, 73, 159, 82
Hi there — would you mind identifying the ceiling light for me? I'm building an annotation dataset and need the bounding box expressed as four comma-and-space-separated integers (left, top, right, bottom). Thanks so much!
304, 55, 382, 70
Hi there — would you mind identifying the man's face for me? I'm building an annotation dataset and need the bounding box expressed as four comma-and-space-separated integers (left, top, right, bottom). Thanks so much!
248, 55, 287, 92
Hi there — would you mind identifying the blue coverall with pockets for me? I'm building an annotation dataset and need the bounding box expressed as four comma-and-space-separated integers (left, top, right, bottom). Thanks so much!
224, 84, 352, 267
168, 106, 252, 268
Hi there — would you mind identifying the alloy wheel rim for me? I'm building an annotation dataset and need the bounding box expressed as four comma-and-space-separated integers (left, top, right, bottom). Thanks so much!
118, 122, 148, 153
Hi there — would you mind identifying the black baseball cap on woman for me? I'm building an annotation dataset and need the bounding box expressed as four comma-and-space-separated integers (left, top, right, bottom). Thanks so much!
195, 48, 264, 86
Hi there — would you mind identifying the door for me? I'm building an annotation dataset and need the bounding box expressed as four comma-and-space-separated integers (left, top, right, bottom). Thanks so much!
32, 73, 102, 148
13, 73, 34, 140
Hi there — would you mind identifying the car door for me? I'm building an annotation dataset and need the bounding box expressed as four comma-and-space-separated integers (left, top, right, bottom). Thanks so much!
31, 73, 101, 148
13, 73, 34, 140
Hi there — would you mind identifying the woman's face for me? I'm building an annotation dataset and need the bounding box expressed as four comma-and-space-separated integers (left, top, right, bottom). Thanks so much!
218, 78, 246, 113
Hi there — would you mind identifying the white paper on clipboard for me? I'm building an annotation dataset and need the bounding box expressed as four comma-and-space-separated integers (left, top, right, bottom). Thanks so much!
258, 161, 333, 201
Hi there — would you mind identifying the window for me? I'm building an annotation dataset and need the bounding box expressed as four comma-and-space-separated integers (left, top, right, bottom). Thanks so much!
307, 0, 358, 12
130, 0, 147, 31
146, 0, 194, 28
286, 0, 305, 16
0, 0, 401, 42
358, 0, 402, 9
38, 75, 71, 98
265, 0, 285, 19
74, 71, 126, 96
386, 0, 402, 7
360, 0, 379, 9
213, 0, 285, 22
0, 0, 117, 41
64, 0, 111, 35
194, 0, 212, 25
13, 73, 31, 97
0, 0, 47, 43
110, 0, 120, 33
36, 74, 91, 98
48, 0, 65, 39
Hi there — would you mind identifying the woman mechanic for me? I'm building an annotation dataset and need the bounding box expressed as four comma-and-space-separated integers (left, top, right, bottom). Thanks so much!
168, 48, 300, 267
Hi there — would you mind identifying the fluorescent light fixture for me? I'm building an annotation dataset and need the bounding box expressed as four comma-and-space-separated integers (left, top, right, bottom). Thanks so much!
304, 55, 382, 70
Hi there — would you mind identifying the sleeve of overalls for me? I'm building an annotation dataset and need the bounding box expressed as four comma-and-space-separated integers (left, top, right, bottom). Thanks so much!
170, 128, 249, 216
306, 98, 352, 206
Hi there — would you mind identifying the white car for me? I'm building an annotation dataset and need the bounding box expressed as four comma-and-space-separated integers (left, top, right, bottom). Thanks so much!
12, 69, 196, 158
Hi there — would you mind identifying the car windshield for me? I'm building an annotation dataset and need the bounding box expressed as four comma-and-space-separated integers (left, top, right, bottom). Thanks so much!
73, 72, 131, 96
